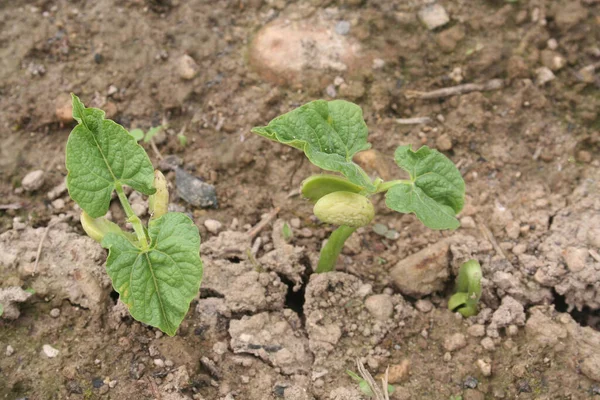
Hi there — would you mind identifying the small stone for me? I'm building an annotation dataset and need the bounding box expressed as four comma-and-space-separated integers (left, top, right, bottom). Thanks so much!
107, 85, 118, 96
365, 294, 394, 321
178, 54, 199, 80
443, 352, 452, 362
299, 228, 313, 238
108, 380, 117, 388
55, 94, 73, 123
154, 359, 165, 368
535, 67, 555, 86
51, 198, 65, 210
507, 325, 519, 336
204, 219, 223, 234
540, 50, 566, 71
325, 84, 337, 98
512, 244, 527, 255
477, 359, 492, 377
436, 134, 453, 151
460, 216, 476, 229
22, 170, 45, 192
386, 359, 410, 384
581, 354, 600, 382
464, 376, 478, 389
372, 58, 385, 69
563, 247, 588, 272
50, 308, 61, 318
6, 345, 15, 356
176, 168, 218, 209
335, 20, 350, 35
480, 337, 495, 351
165, 359, 174, 367
444, 333, 467, 352
467, 324, 485, 337
505, 221, 520, 240
42, 344, 59, 358
415, 299, 433, 313
418, 3, 450, 30
213, 341, 228, 355
290, 218, 301, 229
547, 38, 558, 50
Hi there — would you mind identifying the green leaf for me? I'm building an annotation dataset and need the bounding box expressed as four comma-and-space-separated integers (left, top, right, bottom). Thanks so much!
102, 212, 203, 336
66, 94, 156, 218
252, 100, 375, 190
129, 129, 144, 142
385, 145, 465, 230
0, 303, 3, 317
144, 126, 162, 143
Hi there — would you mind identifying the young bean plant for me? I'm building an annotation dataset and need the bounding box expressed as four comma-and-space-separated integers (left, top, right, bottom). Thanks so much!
65, 94, 203, 336
252, 100, 466, 273
448, 259, 482, 317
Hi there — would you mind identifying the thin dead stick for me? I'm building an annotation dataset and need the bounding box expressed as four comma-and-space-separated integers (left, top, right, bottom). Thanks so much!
149, 138, 164, 160
478, 222, 506, 259
356, 359, 387, 400
0, 203, 23, 210
396, 117, 432, 125
33, 217, 65, 276
247, 207, 281, 239
405, 79, 504, 100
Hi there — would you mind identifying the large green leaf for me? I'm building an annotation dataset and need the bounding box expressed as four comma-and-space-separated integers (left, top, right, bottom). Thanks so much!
385, 145, 465, 230
252, 100, 375, 191
66, 94, 155, 218
102, 212, 203, 336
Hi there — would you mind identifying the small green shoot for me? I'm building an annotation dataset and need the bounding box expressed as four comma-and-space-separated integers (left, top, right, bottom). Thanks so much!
282, 222, 293, 242
65, 94, 203, 336
252, 100, 465, 273
128, 126, 163, 143
448, 260, 482, 317
177, 133, 188, 147
347, 370, 395, 397
0, 304, 3, 317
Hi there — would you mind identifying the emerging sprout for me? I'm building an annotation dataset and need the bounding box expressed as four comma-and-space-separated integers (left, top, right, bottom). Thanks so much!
448, 259, 482, 317
252, 99, 466, 273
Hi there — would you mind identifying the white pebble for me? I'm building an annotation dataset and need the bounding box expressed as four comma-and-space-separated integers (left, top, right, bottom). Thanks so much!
6, 345, 15, 356
154, 359, 165, 368
204, 219, 223, 234
50, 308, 61, 318
42, 344, 59, 358
22, 170, 45, 192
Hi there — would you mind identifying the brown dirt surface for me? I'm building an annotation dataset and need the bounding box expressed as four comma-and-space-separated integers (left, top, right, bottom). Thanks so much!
1, 0, 600, 399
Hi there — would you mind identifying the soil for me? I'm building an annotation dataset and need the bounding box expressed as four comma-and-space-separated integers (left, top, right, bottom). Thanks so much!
1, 0, 600, 399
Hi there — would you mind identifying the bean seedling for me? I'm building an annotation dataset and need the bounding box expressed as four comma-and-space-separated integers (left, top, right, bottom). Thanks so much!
65, 94, 203, 336
252, 100, 466, 273
448, 259, 482, 317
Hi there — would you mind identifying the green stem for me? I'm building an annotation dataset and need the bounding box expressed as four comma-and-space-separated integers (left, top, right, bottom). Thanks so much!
115, 182, 149, 249
376, 179, 412, 193
316, 225, 357, 273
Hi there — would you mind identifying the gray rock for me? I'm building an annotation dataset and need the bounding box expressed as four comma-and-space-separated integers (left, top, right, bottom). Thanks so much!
175, 168, 217, 208
335, 21, 350, 35
22, 170, 45, 192
418, 3, 450, 30
391, 238, 452, 297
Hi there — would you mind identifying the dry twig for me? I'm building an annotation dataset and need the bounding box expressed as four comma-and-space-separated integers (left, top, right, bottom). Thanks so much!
247, 207, 281, 239
405, 79, 504, 100
395, 117, 432, 125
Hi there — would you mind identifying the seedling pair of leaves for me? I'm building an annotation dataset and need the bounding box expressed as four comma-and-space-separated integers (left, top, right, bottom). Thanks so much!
448, 259, 482, 317
252, 99, 466, 273
65, 95, 202, 336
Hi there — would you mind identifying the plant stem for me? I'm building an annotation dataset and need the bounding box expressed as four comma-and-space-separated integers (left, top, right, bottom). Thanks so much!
316, 225, 357, 273
115, 182, 149, 249
376, 179, 412, 193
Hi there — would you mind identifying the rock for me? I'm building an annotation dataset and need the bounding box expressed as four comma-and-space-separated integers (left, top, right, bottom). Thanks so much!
536, 67, 555, 86
50, 308, 61, 318
177, 55, 199, 80
249, 17, 361, 87
22, 170, 45, 192
460, 216, 476, 229
391, 238, 451, 297
436, 134, 453, 151
335, 20, 350, 36
540, 50, 566, 71
563, 247, 588, 272
47, 180, 67, 200
467, 324, 486, 337
415, 299, 433, 313
0, 287, 33, 320
365, 294, 394, 321
42, 344, 59, 358
464, 376, 478, 389
477, 359, 492, 377
436, 24, 465, 53
229, 312, 312, 374
51, 198, 65, 210
175, 168, 217, 208
55, 94, 73, 123
204, 219, 222, 234
386, 359, 410, 383
418, 3, 450, 30
6, 345, 15, 356
581, 354, 600, 382
154, 359, 165, 368
444, 333, 467, 352
480, 337, 495, 351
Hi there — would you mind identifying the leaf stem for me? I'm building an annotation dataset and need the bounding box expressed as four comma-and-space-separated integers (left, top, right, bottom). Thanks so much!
316, 225, 357, 273
376, 179, 412, 193
115, 182, 149, 249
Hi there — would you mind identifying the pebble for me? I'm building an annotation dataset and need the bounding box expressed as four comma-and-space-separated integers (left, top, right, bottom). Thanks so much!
290, 218, 301, 229
460, 216, 476, 229
535, 67, 555, 86
178, 54, 199, 80
418, 3, 450, 30
480, 337, 495, 351
444, 333, 467, 352
563, 247, 588, 272
436, 134, 453, 151
42, 344, 60, 358
443, 352, 452, 362
372, 58, 385, 69
22, 170, 45, 192
51, 198, 65, 210
55, 94, 73, 123
213, 341, 228, 355
108, 380, 118, 388
467, 324, 486, 337
175, 168, 218, 209
365, 294, 394, 321
464, 376, 478, 389
415, 299, 433, 313
204, 219, 223, 234
507, 325, 519, 336
299, 228, 313, 238
50, 308, 61, 318
477, 359, 492, 377
335, 20, 350, 35
154, 359, 165, 368
547, 38, 558, 50
165, 359, 174, 367
386, 359, 410, 383
6, 345, 15, 356
325, 84, 337, 98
